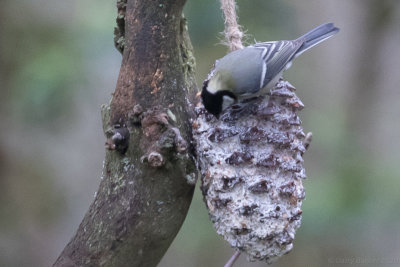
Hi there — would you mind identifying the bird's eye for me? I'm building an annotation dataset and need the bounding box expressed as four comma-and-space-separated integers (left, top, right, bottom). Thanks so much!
231, 104, 242, 110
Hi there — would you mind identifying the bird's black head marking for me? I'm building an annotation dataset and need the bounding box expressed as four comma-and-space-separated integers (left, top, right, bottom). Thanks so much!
201, 80, 237, 117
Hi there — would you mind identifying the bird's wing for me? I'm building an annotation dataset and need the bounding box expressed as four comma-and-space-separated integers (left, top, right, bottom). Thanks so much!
213, 47, 265, 96
251, 39, 304, 88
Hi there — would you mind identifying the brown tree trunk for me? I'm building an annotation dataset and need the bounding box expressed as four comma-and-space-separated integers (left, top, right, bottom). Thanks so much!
54, 0, 197, 266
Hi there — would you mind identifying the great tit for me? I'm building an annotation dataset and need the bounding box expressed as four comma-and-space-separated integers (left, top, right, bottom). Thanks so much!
201, 23, 339, 117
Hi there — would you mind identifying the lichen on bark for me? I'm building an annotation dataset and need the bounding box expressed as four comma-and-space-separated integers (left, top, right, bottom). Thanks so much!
114, 0, 127, 54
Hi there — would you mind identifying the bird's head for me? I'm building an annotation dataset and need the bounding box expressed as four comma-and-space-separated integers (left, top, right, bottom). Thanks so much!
201, 78, 237, 117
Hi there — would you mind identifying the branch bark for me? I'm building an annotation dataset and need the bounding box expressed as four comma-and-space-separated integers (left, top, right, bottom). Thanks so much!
54, 0, 197, 266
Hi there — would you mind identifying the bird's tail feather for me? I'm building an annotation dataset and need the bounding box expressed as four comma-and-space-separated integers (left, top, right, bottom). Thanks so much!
296, 23, 339, 56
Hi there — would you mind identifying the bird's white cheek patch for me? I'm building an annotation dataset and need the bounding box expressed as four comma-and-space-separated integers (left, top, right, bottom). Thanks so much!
207, 75, 222, 94
222, 95, 235, 111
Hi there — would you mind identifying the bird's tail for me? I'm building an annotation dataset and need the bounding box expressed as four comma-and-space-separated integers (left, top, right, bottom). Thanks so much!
296, 23, 339, 56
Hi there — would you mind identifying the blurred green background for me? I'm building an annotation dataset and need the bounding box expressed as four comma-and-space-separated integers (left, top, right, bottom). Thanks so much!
1, 0, 399, 266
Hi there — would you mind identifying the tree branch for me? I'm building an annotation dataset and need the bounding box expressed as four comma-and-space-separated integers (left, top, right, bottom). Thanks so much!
224, 251, 241, 267
54, 0, 197, 266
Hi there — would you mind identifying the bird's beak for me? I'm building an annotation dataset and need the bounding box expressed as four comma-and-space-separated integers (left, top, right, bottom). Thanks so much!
196, 91, 201, 98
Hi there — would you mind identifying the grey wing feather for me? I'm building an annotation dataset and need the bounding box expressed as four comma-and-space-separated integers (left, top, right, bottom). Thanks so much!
213, 47, 265, 96
252, 40, 304, 88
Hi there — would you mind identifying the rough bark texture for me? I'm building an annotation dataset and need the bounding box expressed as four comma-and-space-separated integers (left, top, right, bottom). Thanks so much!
54, 0, 197, 266
194, 80, 308, 263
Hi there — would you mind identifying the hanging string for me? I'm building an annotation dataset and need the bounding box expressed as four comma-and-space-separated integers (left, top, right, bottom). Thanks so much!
220, 0, 244, 51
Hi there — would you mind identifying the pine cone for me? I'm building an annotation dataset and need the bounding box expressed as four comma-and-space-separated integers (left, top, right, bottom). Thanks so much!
193, 80, 308, 263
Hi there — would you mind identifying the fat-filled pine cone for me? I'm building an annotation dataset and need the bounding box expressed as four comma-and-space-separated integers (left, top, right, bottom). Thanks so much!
193, 80, 309, 263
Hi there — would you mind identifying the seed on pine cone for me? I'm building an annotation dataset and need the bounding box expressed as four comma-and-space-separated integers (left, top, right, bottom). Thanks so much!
193, 80, 308, 263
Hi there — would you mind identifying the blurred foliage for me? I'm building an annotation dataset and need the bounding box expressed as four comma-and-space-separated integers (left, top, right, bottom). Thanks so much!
0, 3, 78, 127
12, 46, 81, 124
0, 0, 400, 266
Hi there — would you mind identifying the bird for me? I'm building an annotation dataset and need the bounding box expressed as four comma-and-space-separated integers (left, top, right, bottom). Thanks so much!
201, 23, 339, 117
